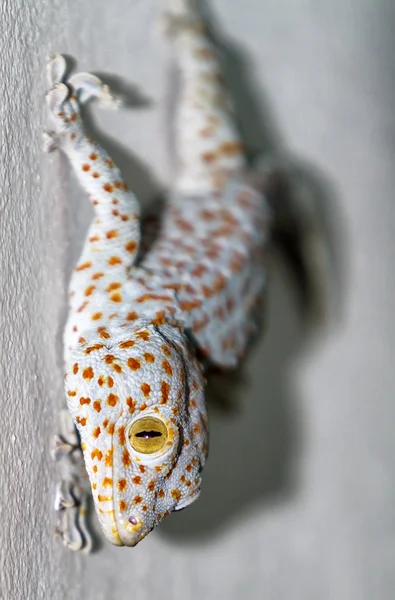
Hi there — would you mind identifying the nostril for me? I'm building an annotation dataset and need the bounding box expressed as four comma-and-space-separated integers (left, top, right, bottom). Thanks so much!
128, 516, 138, 525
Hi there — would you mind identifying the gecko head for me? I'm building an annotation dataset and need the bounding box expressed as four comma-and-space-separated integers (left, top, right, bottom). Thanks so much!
65, 322, 208, 547
45, 54, 119, 147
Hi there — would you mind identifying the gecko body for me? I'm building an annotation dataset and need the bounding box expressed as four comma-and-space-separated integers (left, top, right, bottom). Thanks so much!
47, 0, 269, 549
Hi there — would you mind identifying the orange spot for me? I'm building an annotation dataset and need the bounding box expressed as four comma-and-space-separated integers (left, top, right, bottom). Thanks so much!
132, 476, 142, 485
98, 494, 112, 502
199, 125, 216, 137
84, 285, 96, 297
107, 393, 119, 407
139, 465, 146, 474
89, 153, 98, 160
112, 209, 119, 216
108, 376, 114, 388
82, 164, 90, 172
118, 426, 126, 446
153, 311, 166, 325
162, 345, 172, 357
76, 261, 92, 272
125, 241, 137, 253
85, 343, 103, 354
77, 301, 89, 313
139, 403, 148, 411
93, 426, 101, 438
162, 359, 173, 377
89, 235, 100, 242
93, 466, 98, 474
103, 183, 113, 193
108, 422, 115, 435
93, 400, 102, 413
148, 481, 155, 492
119, 340, 135, 349
160, 381, 170, 404
105, 158, 114, 167
136, 294, 170, 304
108, 256, 122, 266
98, 327, 110, 340
144, 352, 155, 363
126, 311, 139, 321
103, 477, 113, 488
80, 397, 91, 406
122, 449, 131, 467
106, 229, 118, 239
92, 172, 100, 178
158, 489, 165, 498
112, 198, 119, 204
70, 133, 76, 140
112, 363, 122, 373
113, 180, 122, 189
83, 367, 94, 380
141, 383, 151, 398
142, 505, 148, 512
106, 282, 121, 292
105, 449, 113, 467
104, 355, 115, 364
119, 500, 127, 512
175, 219, 194, 233
121, 215, 130, 222
127, 357, 141, 371
136, 330, 150, 341
133, 496, 142, 504
171, 489, 182, 501
92, 272, 104, 280
194, 423, 201, 434
91, 449, 103, 461
220, 141, 244, 156
67, 390, 76, 397
78, 337, 86, 344
126, 397, 136, 413
202, 151, 216, 164
109, 292, 122, 303
72, 363, 79, 375
117, 479, 127, 492
91, 312, 102, 321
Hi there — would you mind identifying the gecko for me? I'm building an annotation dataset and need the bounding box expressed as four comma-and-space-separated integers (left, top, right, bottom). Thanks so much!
46, 0, 270, 551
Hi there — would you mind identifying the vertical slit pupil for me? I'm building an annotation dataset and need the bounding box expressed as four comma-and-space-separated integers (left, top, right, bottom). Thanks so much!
135, 430, 162, 439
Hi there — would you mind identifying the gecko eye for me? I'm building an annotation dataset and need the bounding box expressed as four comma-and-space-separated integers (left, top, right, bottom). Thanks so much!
129, 417, 168, 454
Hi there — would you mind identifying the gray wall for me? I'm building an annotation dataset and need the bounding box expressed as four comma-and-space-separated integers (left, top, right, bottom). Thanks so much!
1, 0, 395, 598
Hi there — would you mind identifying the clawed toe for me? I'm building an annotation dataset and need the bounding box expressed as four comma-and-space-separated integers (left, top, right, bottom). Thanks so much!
43, 131, 58, 153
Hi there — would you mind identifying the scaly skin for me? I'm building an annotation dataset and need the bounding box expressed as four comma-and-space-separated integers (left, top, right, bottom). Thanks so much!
46, 0, 269, 550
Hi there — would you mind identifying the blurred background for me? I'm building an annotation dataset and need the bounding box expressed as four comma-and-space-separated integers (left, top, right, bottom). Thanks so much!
1, 0, 395, 598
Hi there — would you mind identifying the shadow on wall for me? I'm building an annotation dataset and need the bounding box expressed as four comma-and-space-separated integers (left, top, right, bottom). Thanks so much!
54, 0, 346, 546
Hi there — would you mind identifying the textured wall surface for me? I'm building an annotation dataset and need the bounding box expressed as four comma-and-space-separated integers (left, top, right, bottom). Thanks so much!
1, 0, 395, 598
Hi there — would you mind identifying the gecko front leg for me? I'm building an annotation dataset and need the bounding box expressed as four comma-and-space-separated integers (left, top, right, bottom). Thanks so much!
53, 409, 93, 553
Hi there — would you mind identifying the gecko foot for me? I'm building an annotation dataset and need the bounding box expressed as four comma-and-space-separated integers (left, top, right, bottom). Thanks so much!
43, 131, 58, 153
53, 410, 94, 553
55, 478, 93, 553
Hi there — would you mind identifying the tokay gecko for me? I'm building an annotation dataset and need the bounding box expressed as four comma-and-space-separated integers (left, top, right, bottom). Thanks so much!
46, 0, 270, 551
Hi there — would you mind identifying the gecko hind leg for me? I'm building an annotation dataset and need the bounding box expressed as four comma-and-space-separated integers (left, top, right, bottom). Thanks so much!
53, 409, 93, 553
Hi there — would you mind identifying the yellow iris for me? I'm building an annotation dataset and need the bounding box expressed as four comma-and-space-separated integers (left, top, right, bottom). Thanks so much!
129, 417, 168, 454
